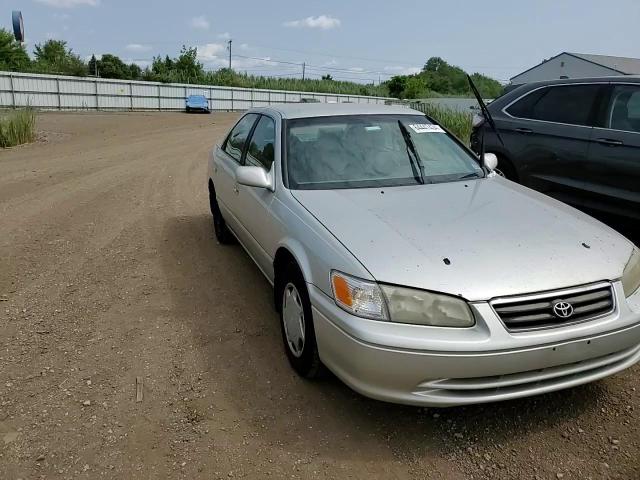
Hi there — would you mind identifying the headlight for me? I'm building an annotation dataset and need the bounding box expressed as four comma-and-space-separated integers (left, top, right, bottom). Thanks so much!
330, 271, 474, 327
381, 285, 475, 327
331, 271, 387, 320
622, 248, 640, 298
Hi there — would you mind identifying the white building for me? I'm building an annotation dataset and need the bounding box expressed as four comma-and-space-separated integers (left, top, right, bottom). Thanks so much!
510, 52, 640, 85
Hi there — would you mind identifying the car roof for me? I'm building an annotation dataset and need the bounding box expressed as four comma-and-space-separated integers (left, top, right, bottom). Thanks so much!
513, 75, 640, 89
249, 103, 420, 119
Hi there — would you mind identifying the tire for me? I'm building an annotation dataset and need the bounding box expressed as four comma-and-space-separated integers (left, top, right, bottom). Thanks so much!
277, 262, 321, 378
208, 183, 234, 244
186, 107, 191, 113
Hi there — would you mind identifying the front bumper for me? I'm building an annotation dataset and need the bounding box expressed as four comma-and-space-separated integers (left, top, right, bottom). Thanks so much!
310, 283, 640, 407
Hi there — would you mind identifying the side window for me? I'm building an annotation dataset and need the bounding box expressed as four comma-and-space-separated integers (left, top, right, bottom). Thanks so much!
607, 85, 640, 133
223, 114, 258, 161
245, 116, 276, 169
507, 85, 600, 126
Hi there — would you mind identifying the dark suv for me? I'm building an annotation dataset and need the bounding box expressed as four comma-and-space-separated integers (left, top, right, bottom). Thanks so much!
471, 76, 640, 230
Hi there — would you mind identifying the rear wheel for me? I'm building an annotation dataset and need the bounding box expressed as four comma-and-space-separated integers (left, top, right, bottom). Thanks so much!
209, 183, 234, 244
278, 262, 321, 378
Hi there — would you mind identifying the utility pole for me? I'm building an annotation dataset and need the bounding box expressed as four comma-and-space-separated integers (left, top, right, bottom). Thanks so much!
302, 62, 306, 81
227, 40, 232, 70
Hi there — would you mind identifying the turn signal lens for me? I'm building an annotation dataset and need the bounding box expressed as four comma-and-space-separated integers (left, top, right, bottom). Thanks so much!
622, 248, 640, 298
330, 271, 387, 320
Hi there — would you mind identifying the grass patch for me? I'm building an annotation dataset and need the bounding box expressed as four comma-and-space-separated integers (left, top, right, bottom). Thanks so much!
411, 102, 472, 145
0, 109, 37, 148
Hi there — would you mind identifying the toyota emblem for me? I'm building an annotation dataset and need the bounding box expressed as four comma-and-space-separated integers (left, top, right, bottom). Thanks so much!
553, 301, 574, 319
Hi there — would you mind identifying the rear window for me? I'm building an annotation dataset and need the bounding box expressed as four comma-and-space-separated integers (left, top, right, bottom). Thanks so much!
506, 85, 601, 126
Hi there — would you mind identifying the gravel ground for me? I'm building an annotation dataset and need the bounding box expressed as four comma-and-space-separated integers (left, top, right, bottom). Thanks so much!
0, 112, 638, 480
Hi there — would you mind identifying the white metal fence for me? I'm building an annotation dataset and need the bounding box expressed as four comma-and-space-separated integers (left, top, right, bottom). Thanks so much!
0, 71, 391, 111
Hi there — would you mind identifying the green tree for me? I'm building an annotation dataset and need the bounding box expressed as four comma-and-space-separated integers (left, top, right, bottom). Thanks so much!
128, 63, 142, 80
321, 74, 333, 81
174, 46, 204, 82
88, 54, 98, 76
404, 76, 428, 99
387, 76, 407, 98
0, 29, 30, 71
33, 39, 86, 76
97, 54, 129, 79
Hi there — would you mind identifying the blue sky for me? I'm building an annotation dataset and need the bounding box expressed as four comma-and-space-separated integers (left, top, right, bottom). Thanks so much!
3, 0, 639, 83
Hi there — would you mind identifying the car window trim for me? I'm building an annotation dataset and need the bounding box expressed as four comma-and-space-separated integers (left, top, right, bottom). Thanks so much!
222, 113, 259, 164
244, 114, 277, 170
501, 82, 607, 129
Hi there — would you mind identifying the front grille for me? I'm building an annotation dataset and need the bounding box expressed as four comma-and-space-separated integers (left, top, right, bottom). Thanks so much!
491, 283, 615, 331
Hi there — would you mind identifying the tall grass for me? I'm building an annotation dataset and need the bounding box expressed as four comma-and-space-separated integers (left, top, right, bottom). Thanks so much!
411, 102, 472, 145
0, 109, 36, 148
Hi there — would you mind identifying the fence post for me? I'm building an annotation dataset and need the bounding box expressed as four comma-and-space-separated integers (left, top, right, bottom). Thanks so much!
268, 90, 271, 106
9, 73, 16, 109
56, 77, 61, 110
95, 78, 99, 110
129, 82, 134, 111
250, 88, 254, 107
157, 84, 161, 111
231, 89, 234, 111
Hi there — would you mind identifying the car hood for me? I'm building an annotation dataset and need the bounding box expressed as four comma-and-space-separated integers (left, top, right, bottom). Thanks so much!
292, 178, 633, 301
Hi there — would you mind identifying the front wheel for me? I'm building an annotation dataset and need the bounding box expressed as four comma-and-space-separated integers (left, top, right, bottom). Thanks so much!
209, 184, 234, 244
278, 263, 321, 378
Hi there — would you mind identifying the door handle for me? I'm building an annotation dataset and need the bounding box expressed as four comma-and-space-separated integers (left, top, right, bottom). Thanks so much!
595, 138, 623, 146
515, 127, 533, 134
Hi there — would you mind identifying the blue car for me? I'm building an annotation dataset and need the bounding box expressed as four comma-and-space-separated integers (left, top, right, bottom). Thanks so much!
185, 94, 210, 113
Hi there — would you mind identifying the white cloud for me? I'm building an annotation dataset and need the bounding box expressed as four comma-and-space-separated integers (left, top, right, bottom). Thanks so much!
190, 15, 210, 30
239, 43, 250, 51
196, 43, 226, 62
125, 58, 151, 68
217, 32, 231, 40
384, 65, 421, 75
36, 0, 99, 7
284, 15, 341, 30
52, 13, 71, 20
125, 43, 152, 53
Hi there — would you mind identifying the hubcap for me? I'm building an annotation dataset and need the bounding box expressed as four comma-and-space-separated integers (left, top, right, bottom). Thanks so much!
282, 282, 305, 358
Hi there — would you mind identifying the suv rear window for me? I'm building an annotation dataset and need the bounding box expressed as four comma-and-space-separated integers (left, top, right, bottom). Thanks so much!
506, 85, 600, 126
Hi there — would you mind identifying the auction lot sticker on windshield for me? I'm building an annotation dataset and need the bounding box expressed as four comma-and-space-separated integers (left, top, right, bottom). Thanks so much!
408, 124, 445, 134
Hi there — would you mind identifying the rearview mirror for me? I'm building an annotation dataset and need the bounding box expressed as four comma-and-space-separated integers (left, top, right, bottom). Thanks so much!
236, 166, 273, 190
483, 153, 498, 172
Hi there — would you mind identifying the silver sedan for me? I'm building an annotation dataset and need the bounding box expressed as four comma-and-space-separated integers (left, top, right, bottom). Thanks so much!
207, 104, 640, 407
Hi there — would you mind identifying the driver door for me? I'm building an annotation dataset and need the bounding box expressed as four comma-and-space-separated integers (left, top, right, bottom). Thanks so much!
233, 114, 279, 278
213, 113, 259, 232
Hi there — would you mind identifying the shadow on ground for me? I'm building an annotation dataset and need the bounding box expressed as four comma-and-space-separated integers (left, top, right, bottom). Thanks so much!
159, 213, 609, 463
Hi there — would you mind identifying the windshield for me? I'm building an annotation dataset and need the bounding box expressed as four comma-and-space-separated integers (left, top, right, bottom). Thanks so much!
286, 114, 483, 190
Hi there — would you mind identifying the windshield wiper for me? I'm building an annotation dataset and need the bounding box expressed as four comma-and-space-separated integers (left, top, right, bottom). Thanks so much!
397, 121, 426, 185
457, 172, 483, 180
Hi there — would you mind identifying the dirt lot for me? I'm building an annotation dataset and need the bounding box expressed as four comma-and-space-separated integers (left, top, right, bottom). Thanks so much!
0, 112, 638, 480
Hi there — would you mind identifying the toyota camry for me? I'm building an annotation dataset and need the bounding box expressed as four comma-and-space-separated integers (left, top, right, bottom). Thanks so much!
207, 103, 640, 407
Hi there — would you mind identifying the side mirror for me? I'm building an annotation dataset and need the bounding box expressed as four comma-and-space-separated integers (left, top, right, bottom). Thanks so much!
236, 166, 273, 190
483, 153, 498, 172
